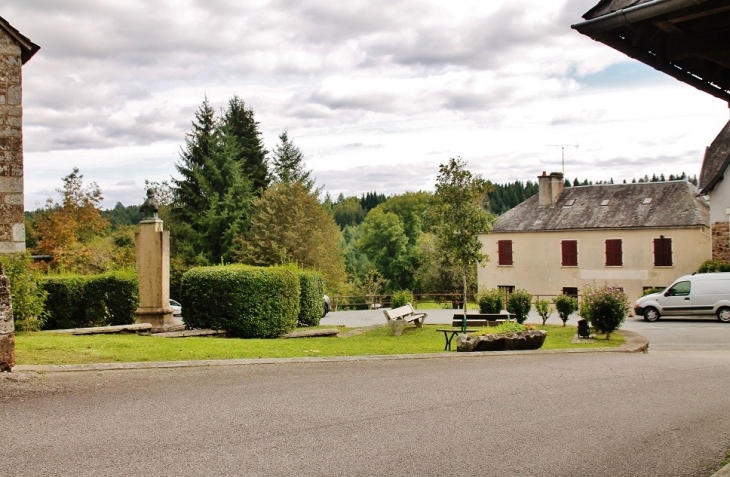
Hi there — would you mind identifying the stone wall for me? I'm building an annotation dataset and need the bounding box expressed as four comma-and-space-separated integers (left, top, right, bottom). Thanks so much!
0, 264, 14, 371
712, 221, 730, 262
0, 28, 25, 254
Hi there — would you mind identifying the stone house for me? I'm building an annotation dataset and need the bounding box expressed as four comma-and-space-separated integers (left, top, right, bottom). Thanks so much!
0, 16, 39, 253
698, 120, 730, 262
477, 172, 711, 302
0, 16, 38, 371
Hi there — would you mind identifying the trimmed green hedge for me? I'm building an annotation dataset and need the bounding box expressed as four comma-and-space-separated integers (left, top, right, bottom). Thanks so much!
40, 272, 139, 330
298, 271, 325, 326
180, 265, 300, 338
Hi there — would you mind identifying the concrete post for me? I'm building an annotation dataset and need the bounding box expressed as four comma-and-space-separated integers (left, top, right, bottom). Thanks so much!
134, 191, 176, 332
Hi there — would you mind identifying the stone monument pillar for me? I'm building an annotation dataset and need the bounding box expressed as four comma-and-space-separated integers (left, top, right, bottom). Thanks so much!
0, 264, 14, 371
135, 189, 176, 332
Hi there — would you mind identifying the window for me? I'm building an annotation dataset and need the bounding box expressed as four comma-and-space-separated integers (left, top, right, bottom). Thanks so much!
605, 239, 623, 266
561, 240, 578, 266
498, 286, 515, 304
497, 240, 513, 265
653, 236, 672, 266
562, 287, 578, 299
666, 281, 690, 297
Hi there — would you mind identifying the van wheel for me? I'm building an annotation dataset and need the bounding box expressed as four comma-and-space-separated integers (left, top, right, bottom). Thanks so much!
643, 307, 660, 322
717, 307, 730, 323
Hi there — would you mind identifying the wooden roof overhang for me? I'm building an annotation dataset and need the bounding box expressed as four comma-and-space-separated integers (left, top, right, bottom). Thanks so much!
572, 0, 730, 104
0, 16, 39, 64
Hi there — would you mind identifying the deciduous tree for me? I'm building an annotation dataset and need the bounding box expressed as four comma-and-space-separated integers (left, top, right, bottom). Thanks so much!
234, 182, 346, 291
431, 157, 494, 314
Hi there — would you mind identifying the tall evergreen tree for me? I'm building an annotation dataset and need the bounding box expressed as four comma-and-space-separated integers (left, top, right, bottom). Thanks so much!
270, 130, 316, 191
220, 96, 269, 195
171, 96, 256, 264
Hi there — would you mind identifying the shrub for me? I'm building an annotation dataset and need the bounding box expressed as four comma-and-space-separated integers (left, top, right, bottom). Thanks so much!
40, 272, 138, 329
642, 287, 664, 296
180, 265, 299, 338
507, 289, 532, 324
390, 289, 415, 308
553, 294, 578, 327
579, 283, 630, 339
697, 260, 730, 273
477, 288, 503, 314
534, 298, 552, 325
298, 270, 325, 326
0, 253, 47, 332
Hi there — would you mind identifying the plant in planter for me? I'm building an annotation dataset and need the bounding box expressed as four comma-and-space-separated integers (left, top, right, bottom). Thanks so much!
534, 298, 552, 325
553, 294, 577, 327
507, 289, 532, 324
579, 283, 630, 340
477, 288, 503, 314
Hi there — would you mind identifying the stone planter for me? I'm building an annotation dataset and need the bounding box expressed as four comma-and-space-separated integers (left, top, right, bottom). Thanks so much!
389, 319, 406, 336
456, 330, 547, 352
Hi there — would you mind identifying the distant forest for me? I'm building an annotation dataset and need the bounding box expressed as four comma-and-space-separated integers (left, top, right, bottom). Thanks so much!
487, 172, 698, 215
37, 172, 697, 231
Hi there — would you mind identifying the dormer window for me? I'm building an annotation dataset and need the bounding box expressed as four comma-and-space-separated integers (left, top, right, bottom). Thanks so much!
600, 199, 610, 206
564, 199, 576, 207
642, 198, 653, 205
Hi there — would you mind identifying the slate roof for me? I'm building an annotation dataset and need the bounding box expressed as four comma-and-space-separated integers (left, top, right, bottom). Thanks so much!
0, 16, 40, 64
699, 120, 730, 195
493, 181, 709, 233
582, 0, 651, 19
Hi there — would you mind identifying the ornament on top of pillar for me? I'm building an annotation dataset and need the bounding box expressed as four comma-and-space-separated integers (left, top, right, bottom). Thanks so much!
140, 188, 160, 220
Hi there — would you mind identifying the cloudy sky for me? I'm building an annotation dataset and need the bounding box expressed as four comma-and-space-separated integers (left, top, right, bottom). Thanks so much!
5, 0, 729, 210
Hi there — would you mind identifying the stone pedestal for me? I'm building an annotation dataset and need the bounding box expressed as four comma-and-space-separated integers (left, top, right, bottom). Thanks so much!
135, 218, 175, 332
0, 264, 14, 371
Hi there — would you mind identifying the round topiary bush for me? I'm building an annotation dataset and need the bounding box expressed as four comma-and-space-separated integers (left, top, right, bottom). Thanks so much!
507, 289, 532, 324
477, 288, 503, 314
553, 294, 578, 327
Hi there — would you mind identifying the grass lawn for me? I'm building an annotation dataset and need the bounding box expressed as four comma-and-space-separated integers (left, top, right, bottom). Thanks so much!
14, 324, 625, 366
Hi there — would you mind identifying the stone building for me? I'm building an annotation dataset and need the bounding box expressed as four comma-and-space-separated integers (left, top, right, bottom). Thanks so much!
699, 120, 730, 261
0, 16, 38, 372
478, 173, 711, 302
0, 17, 39, 253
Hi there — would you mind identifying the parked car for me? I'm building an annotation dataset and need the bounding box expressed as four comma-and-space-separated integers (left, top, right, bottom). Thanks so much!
169, 298, 182, 317
323, 294, 331, 317
634, 272, 730, 322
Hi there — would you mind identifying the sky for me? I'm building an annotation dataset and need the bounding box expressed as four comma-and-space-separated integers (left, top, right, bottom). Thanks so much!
5, 0, 730, 210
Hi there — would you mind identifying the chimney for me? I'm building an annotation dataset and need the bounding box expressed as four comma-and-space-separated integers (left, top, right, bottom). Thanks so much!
538, 171, 564, 207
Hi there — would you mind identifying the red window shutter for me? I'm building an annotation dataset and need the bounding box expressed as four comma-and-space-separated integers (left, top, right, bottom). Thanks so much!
498, 240, 513, 265
605, 239, 622, 266
561, 240, 577, 266
654, 237, 672, 266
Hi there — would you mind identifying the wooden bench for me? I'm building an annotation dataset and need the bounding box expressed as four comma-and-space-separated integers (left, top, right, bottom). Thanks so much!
451, 313, 512, 327
383, 303, 428, 328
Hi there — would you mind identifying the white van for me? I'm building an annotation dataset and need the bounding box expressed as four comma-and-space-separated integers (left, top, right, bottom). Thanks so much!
634, 273, 730, 322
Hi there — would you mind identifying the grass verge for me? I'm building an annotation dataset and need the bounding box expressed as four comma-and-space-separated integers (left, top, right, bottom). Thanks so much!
14, 324, 625, 366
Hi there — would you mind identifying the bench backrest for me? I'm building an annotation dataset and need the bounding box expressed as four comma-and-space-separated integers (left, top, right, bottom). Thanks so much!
383, 304, 415, 320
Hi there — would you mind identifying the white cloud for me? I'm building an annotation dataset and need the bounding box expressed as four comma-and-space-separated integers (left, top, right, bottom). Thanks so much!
3, 0, 728, 209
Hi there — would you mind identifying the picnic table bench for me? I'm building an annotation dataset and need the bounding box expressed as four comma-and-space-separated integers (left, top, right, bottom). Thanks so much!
383, 303, 428, 328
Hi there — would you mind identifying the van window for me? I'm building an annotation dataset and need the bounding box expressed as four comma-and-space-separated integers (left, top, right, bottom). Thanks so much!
666, 281, 691, 297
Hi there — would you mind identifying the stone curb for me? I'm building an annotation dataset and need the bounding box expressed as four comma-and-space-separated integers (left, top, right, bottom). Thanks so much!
712, 463, 730, 476
12, 329, 649, 373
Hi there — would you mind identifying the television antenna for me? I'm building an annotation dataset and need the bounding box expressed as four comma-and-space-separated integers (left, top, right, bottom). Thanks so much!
548, 144, 579, 175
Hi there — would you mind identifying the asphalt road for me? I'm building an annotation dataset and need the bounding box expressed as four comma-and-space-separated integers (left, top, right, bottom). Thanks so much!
2, 310, 730, 476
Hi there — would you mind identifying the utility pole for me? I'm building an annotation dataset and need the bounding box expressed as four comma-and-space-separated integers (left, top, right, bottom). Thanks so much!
548, 144, 579, 175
